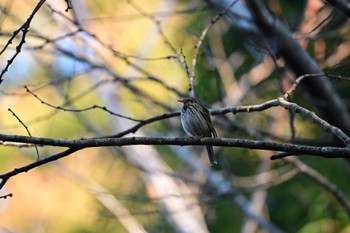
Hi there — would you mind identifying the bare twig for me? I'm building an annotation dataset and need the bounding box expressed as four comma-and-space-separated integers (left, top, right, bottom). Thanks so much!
179, 0, 239, 98
24, 86, 141, 122
55, 47, 173, 111
64, 0, 72, 12
191, 0, 238, 85
283, 73, 325, 99
8, 108, 40, 160
177, 50, 195, 97
277, 97, 350, 146
212, 97, 350, 147
0, 193, 12, 199
0, 0, 46, 83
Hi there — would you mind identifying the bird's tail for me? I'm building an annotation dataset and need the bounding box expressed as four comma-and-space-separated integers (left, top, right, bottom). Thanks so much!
206, 145, 217, 166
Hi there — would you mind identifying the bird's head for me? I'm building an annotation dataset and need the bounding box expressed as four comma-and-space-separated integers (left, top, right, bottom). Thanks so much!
177, 97, 197, 106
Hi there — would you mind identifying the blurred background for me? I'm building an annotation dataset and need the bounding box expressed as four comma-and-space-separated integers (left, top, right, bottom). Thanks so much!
0, 0, 350, 232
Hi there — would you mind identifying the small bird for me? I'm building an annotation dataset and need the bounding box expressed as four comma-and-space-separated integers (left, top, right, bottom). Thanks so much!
178, 97, 218, 165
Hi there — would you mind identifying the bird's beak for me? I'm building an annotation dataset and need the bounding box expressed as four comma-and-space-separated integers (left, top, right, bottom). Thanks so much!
177, 99, 185, 103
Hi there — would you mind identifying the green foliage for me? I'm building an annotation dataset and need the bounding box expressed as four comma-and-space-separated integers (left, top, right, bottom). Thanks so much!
278, 0, 307, 30
209, 199, 242, 232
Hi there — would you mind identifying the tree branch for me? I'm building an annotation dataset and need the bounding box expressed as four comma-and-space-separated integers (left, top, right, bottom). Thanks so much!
243, 0, 350, 140
0, 148, 78, 189
0, 0, 46, 83
208, 0, 350, 142
0, 135, 349, 158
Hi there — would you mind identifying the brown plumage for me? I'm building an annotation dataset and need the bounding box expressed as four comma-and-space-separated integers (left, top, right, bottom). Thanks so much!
178, 97, 218, 165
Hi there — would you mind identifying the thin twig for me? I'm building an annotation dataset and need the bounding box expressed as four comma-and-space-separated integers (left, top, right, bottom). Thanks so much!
0, 0, 46, 83
24, 86, 142, 122
191, 0, 239, 84
283, 73, 325, 99
277, 97, 350, 146
8, 108, 40, 160
279, 72, 350, 100
64, 0, 72, 12
177, 50, 194, 97
0, 193, 12, 199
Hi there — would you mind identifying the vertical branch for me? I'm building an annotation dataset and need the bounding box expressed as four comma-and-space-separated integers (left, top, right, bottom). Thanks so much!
179, 50, 195, 97
191, 0, 238, 79
190, 0, 238, 98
